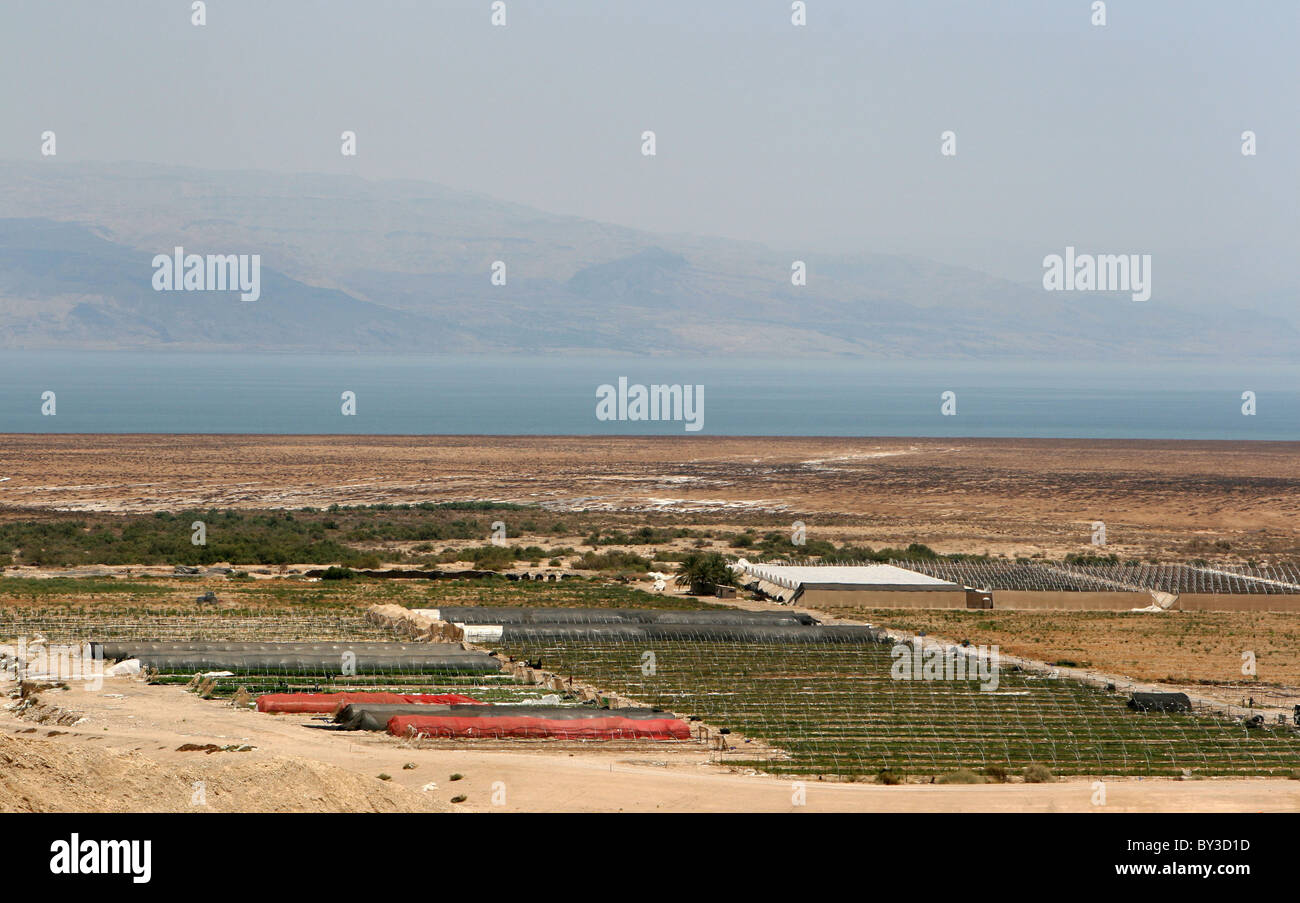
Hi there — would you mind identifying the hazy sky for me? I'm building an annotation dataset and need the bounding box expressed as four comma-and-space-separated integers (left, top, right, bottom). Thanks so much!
2, 1, 1296, 300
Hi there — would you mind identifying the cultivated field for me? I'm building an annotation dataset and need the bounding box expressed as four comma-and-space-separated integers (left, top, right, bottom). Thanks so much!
492, 636, 1300, 779
0, 576, 716, 703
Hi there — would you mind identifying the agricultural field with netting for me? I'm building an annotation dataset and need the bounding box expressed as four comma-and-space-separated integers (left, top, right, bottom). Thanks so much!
404, 577, 717, 610
0, 573, 713, 614
894, 560, 1300, 594
0, 574, 715, 646
0, 610, 401, 644
494, 636, 1300, 778
1068, 563, 1300, 594
153, 667, 545, 704
0, 577, 402, 643
889, 559, 1114, 591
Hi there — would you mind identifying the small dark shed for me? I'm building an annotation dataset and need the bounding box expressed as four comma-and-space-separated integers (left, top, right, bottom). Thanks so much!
1128, 692, 1192, 713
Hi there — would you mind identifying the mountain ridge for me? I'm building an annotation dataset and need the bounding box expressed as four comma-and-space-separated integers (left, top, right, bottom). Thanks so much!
0, 161, 1293, 359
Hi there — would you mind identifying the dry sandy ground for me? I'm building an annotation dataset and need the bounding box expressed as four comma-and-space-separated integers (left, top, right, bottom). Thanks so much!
0, 733, 441, 813
2, 435, 1297, 560
1, 677, 1296, 813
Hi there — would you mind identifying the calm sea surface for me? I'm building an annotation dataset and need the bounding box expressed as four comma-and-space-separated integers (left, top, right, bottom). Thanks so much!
0, 352, 1296, 439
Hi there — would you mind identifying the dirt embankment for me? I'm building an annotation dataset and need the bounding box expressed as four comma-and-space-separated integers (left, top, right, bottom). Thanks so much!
0, 732, 440, 813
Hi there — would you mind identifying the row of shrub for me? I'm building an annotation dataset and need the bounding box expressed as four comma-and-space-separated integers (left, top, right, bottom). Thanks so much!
584, 526, 697, 546
726, 532, 958, 563
879, 764, 1056, 785
0, 517, 386, 568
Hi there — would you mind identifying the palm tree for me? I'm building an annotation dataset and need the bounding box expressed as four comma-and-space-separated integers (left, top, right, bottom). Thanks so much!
674, 551, 736, 595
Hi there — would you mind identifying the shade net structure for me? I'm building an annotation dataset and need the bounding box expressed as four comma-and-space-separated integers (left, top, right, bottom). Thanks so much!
256, 692, 484, 714
434, 607, 818, 626
894, 560, 1300, 594
389, 713, 691, 740
334, 702, 677, 731
93, 640, 497, 675
336, 703, 460, 731
123, 649, 501, 675
1, 611, 543, 704
1129, 692, 1193, 713
173, 668, 545, 705
481, 624, 883, 644
491, 632, 1300, 778
97, 640, 519, 702
96, 641, 464, 660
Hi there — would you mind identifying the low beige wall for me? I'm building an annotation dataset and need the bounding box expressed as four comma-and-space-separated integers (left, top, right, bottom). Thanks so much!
1176, 593, 1300, 613
985, 591, 1300, 612
799, 588, 967, 609
992, 591, 1148, 611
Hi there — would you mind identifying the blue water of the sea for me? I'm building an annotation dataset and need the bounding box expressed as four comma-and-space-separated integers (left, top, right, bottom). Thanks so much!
0, 351, 1295, 439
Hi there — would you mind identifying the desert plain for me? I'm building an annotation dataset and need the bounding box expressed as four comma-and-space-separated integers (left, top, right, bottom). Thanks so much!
2, 434, 1299, 812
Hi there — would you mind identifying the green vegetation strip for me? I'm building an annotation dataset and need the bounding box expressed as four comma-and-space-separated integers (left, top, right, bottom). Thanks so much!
493, 638, 1300, 778
0, 505, 548, 569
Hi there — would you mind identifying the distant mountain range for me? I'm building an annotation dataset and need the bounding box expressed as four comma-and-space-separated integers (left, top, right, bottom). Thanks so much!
0, 161, 1294, 358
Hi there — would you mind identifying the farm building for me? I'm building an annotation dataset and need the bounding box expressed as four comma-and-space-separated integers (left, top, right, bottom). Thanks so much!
737, 562, 967, 609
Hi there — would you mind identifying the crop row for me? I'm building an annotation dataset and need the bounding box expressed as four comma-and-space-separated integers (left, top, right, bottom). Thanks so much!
0, 611, 399, 643
493, 639, 1300, 777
